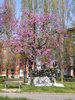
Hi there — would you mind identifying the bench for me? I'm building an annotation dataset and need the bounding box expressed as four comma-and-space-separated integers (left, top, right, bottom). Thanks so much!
4, 79, 23, 89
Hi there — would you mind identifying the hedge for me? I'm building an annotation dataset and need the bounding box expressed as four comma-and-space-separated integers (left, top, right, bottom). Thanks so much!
0, 76, 6, 83
64, 78, 75, 82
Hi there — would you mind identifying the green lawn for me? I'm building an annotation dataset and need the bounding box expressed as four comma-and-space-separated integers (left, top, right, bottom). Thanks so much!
0, 97, 30, 100
0, 84, 4, 92
21, 82, 75, 93
0, 82, 75, 93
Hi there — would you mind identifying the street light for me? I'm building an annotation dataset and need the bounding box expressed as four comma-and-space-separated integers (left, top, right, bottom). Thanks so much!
73, 41, 75, 66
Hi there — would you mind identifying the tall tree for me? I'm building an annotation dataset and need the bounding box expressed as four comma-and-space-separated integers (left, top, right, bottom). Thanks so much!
0, 1, 16, 77
3, 0, 16, 39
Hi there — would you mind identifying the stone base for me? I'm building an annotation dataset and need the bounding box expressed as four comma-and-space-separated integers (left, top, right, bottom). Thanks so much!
27, 76, 64, 87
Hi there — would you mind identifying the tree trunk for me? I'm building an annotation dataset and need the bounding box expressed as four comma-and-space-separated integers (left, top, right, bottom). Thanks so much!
24, 59, 26, 83
60, 61, 64, 82
6, 68, 8, 78
59, 34, 64, 82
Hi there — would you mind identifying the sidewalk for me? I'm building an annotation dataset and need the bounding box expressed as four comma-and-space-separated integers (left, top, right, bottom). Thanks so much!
0, 92, 75, 100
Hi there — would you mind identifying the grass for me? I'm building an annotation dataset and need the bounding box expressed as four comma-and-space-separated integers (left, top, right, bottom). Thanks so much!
21, 82, 75, 93
0, 97, 30, 100
0, 84, 4, 91
0, 82, 75, 93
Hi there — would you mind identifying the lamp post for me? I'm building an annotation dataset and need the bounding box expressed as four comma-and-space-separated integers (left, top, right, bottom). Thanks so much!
72, 42, 75, 67
72, 34, 75, 67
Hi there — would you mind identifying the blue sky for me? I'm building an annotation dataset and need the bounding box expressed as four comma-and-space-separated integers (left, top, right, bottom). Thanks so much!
0, 0, 21, 18
16, 0, 21, 18
0, 0, 75, 28
0, 0, 4, 4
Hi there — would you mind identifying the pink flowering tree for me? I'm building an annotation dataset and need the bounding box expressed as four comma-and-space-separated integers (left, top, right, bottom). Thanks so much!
3, 8, 67, 81
12, 12, 59, 66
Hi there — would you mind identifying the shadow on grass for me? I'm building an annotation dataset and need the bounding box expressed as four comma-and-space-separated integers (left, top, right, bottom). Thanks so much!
0, 97, 30, 100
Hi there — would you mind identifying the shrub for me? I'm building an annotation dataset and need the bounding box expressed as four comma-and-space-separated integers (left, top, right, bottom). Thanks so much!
29, 68, 56, 78
64, 78, 75, 82
0, 76, 6, 83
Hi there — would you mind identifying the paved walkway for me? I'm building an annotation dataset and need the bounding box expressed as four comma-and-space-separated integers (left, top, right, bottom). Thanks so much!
0, 92, 75, 100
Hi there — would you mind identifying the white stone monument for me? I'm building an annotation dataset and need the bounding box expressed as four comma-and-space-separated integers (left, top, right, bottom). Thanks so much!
33, 76, 64, 87
19, 69, 23, 78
